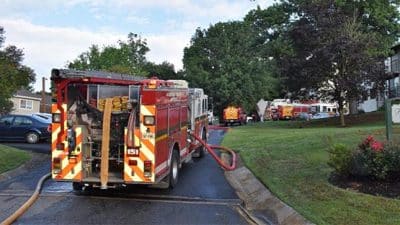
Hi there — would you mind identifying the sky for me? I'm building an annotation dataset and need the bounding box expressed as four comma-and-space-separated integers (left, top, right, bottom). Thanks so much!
0, 0, 274, 91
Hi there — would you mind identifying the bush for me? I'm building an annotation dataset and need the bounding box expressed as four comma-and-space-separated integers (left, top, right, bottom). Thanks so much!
327, 143, 352, 176
328, 135, 400, 180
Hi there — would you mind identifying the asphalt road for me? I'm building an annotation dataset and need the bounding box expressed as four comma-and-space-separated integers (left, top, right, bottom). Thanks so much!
0, 130, 249, 225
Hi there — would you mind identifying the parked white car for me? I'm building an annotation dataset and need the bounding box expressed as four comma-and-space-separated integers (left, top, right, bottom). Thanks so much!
311, 112, 336, 120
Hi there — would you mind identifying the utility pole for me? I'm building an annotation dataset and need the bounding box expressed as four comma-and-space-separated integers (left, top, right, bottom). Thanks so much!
41, 77, 46, 113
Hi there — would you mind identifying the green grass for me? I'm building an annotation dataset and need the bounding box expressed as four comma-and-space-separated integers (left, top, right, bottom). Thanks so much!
222, 114, 400, 225
0, 144, 31, 174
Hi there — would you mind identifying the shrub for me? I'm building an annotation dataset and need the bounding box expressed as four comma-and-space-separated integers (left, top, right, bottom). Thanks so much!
328, 135, 400, 180
327, 143, 352, 176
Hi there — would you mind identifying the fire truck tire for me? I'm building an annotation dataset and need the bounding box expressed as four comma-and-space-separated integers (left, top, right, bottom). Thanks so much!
26, 132, 39, 144
168, 151, 179, 188
72, 182, 83, 191
199, 129, 207, 157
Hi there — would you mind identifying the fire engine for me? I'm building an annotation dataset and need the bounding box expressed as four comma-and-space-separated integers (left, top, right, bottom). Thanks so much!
292, 103, 310, 119
50, 69, 209, 190
222, 106, 246, 126
268, 99, 302, 120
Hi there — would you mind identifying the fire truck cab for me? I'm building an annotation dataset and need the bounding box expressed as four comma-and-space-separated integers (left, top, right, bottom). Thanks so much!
50, 69, 208, 190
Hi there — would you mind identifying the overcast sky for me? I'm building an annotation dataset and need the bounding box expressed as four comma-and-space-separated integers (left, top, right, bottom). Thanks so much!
1, 0, 274, 91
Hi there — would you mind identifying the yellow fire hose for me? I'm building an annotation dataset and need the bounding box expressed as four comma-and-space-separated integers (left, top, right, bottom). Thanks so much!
1, 173, 51, 225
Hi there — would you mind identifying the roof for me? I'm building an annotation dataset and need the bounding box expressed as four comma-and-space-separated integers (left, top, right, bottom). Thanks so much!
13, 88, 52, 104
14, 88, 40, 99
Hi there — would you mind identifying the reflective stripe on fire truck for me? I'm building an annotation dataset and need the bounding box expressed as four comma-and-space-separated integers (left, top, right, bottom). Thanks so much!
155, 161, 168, 174
51, 104, 82, 180
123, 105, 156, 183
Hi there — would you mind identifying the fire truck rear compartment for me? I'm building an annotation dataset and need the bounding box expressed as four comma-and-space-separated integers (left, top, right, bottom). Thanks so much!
66, 84, 133, 184
82, 142, 125, 183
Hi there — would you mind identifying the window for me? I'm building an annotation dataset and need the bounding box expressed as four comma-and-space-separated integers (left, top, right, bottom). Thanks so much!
13, 117, 33, 126
20, 99, 33, 110
392, 54, 400, 73
0, 116, 13, 126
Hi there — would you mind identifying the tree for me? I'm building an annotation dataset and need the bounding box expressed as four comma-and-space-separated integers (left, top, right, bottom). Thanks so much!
250, 0, 400, 126
0, 27, 35, 115
183, 21, 280, 116
144, 61, 182, 80
68, 33, 150, 75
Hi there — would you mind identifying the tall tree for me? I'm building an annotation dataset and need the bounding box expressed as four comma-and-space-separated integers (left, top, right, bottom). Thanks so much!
250, 0, 400, 126
68, 33, 150, 75
183, 21, 280, 116
283, 0, 399, 126
0, 27, 35, 115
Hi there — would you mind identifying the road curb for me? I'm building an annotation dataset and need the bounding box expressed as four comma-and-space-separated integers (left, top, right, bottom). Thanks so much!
222, 153, 314, 225
0, 152, 49, 181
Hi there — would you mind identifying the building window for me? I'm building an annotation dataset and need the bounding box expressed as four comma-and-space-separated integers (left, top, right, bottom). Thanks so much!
20, 99, 33, 110
392, 53, 400, 73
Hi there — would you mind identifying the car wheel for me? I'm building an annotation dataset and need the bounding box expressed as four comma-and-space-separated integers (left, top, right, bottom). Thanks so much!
26, 132, 39, 144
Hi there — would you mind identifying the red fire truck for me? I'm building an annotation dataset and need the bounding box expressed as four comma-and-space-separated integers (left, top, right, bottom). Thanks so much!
50, 69, 208, 190
292, 103, 310, 119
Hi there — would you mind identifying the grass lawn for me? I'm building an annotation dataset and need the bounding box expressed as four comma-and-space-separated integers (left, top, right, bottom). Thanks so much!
222, 112, 400, 225
0, 144, 31, 174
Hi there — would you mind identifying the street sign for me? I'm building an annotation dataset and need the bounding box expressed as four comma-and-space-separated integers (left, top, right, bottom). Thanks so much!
392, 104, 400, 123
385, 98, 400, 141
256, 99, 268, 122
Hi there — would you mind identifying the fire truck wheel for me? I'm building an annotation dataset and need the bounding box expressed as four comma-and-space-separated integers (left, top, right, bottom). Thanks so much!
169, 151, 179, 188
72, 182, 83, 191
26, 132, 39, 144
198, 130, 207, 157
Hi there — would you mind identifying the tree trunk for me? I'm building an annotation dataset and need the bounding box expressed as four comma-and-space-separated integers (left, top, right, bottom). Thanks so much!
340, 110, 345, 127
338, 98, 346, 127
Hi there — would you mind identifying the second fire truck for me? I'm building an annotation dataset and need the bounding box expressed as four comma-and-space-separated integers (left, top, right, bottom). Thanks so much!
50, 69, 209, 190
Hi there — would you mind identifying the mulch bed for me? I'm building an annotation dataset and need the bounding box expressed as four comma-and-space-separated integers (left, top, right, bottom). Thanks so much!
329, 174, 400, 198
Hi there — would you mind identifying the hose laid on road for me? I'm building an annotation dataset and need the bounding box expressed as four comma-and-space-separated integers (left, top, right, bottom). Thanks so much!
1, 172, 51, 225
191, 132, 237, 171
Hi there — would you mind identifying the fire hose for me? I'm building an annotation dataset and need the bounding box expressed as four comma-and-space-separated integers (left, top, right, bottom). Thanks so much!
1, 131, 235, 224
1, 173, 51, 225
191, 132, 237, 171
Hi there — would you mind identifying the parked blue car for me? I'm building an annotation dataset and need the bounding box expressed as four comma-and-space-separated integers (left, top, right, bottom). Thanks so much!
0, 114, 51, 144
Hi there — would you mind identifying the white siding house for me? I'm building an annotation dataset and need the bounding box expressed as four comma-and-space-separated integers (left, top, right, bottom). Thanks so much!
10, 89, 41, 115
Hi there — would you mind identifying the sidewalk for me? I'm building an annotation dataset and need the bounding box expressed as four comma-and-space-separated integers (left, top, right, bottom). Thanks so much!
213, 125, 313, 225
224, 161, 314, 225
